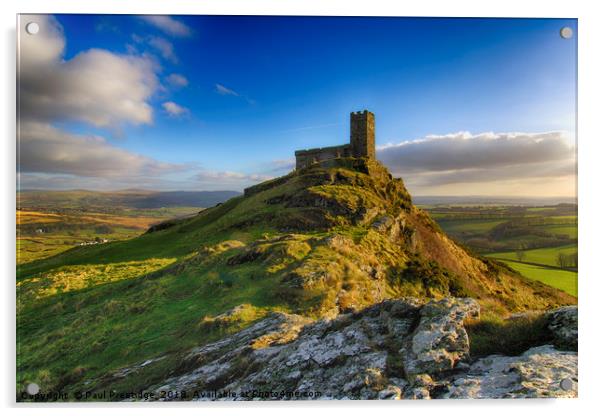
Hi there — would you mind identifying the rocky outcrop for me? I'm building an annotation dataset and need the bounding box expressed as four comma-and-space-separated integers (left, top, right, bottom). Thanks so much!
137, 298, 577, 401
402, 298, 479, 377
444, 345, 577, 398
546, 306, 578, 350
153, 299, 420, 400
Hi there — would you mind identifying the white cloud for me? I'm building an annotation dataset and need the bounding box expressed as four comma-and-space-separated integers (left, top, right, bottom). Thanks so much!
271, 159, 295, 169
17, 16, 190, 187
17, 15, 264, 193
162, 101, 189, 117
18, 121, 185, 178
192, 170, 273, 191
95, 18, 120, 34
19, 15, 65, 66
139, 16, 192, 37
19, 15, 158, 128
378, 131, 576, 196
130, 34, 179, 64
215, 83, 255, 104
147, 36, 178, 63
215, 83, 240, 96
19, 167, 275, 192
166, 73, 188, 88
194, 170, 272, 182
379, 131, 574, 172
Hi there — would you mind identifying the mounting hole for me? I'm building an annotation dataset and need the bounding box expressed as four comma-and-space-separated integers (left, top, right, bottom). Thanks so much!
560, 27, 573, 39
25, 22, 40, 35
26, 382, 40, 395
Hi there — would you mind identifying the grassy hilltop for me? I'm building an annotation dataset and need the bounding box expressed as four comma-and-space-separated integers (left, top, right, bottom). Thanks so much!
16, 158, 575, 398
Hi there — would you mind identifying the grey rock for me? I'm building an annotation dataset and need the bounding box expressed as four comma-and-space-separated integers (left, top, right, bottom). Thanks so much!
371, 215, 393, 232
134, 297, 576, 401
547, 306, 578, 350
404, 387, 431, 399
378, 385, 403, 400
402, 298, 480, 377
442, 345, 577, 398
148, 298, 478, 400
110, 355, 166, 379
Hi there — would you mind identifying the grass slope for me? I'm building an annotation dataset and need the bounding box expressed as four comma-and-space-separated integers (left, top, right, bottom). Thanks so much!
16, 158, 576, 399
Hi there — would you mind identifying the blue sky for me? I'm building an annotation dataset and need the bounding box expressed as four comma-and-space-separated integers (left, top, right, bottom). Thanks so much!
18, 14, 577, 196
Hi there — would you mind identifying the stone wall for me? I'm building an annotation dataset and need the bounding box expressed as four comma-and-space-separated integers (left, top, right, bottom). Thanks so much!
295, 144, 351, 170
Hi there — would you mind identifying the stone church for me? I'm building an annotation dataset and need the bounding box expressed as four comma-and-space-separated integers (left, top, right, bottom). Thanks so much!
294, 110, 376, 169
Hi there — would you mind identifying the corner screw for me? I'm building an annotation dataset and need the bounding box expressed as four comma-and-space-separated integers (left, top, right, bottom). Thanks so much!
26, 383, 40, 395
560, 27, 573, 39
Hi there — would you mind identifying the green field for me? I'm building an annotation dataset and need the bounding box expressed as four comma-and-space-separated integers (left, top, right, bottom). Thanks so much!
426, 203, 576, 251
16, 208, 201, 265
532, 224, 578, 238
488, 244, 577, 268
426, 203, 578, 297
438, 219, 507, 234
496, 260, 577, 297
525, 207, 556, 212
545, 215, 577, 221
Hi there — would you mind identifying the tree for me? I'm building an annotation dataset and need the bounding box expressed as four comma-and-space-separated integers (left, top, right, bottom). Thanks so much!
94, 224, 113, 234
556, 252, 568, 268
570, 252, 578, 268
516, 250, 526, 262
515, 244, 527, 262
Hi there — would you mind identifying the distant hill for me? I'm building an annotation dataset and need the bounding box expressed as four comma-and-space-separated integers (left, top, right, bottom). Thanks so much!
17, 190, 241, 211
126, 191, 242, 208
413, 195, 577, 206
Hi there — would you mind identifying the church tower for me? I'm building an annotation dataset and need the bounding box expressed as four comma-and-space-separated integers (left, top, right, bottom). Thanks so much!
350, 110, 375, 159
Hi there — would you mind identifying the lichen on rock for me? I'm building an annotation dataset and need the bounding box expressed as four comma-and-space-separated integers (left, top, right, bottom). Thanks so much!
546, 306, 577, 350
443, 345, 577, 398
135, 297, 579, 401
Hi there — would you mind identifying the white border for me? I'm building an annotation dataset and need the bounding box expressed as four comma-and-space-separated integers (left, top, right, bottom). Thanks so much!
2, 1, 601, 415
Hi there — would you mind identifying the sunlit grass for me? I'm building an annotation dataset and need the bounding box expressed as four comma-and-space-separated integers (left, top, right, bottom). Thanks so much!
495, 260, 577, 297
17, 258, 178, 305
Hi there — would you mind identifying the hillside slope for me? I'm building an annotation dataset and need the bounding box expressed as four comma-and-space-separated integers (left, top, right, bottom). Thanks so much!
16, 158, 575, 398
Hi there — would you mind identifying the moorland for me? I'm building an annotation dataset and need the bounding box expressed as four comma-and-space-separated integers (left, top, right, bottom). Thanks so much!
16, 159, 576, 399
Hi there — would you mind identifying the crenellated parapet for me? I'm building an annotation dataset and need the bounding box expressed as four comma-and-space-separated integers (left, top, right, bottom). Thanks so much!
350, 110, 375, 159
